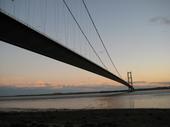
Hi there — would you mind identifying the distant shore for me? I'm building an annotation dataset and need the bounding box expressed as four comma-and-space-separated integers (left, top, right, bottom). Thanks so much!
0, 109, 170, 127
1, 86, 170, 98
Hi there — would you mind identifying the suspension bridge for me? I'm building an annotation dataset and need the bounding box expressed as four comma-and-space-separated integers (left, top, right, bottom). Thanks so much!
0, 0, 134, 90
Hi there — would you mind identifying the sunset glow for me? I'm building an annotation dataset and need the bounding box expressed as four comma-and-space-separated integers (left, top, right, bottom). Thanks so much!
0, 0, 170, 90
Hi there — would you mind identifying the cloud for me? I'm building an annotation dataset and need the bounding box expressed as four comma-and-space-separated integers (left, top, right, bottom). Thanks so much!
0, 86, 56, 96
35, 80, 53, 87
150, 81, 170, 86
133, 81, 147, 84
132, 81, 170, 87
0, 84, 125, 96
150, 16, 170, 25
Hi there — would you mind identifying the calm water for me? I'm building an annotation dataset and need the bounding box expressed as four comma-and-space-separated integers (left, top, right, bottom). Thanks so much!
0, 90, 170, 110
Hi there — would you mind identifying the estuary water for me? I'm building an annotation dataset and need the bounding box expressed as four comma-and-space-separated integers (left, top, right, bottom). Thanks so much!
0, 89, 170, 110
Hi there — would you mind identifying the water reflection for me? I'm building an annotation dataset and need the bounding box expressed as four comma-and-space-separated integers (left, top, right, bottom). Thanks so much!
0, 90, 170, 110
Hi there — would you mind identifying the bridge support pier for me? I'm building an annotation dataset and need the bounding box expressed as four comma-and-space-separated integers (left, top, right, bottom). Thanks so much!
127, 72, 134, 92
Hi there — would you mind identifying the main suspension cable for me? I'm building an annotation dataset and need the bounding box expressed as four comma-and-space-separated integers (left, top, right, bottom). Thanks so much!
82, 0, 122, 77
62, 0, 108, 70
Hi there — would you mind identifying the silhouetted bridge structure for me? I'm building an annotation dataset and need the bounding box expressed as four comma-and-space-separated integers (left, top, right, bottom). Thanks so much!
0, 10, 133, 90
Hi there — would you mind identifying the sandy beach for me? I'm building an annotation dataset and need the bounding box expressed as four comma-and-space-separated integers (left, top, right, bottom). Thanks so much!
0, 109, 170, 127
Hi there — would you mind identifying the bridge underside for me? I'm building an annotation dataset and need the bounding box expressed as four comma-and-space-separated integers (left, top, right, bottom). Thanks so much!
0, 12, 133, 89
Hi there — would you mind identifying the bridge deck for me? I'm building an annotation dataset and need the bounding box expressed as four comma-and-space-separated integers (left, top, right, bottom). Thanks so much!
0, 11, 133, 89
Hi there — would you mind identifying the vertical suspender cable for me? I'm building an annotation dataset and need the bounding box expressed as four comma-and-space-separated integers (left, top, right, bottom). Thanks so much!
82, 0, 122, 78
44, 0, 47, 34
62, 0, 108, 70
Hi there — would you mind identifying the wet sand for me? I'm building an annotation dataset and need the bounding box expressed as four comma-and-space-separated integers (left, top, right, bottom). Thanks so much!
0, 109, 170, 127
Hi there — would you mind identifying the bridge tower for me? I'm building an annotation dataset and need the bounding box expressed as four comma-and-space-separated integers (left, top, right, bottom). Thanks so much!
127, 72, 134, 91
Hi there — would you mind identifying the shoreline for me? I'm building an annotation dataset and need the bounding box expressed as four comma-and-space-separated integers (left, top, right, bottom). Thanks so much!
0, 109, 170, 127
0, 88, 170, 101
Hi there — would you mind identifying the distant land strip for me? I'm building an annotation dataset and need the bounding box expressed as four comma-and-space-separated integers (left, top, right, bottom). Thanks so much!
0, 86, 170, 98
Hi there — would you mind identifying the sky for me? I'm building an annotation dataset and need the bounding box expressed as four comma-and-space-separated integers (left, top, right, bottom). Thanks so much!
0, 0, 170, 95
